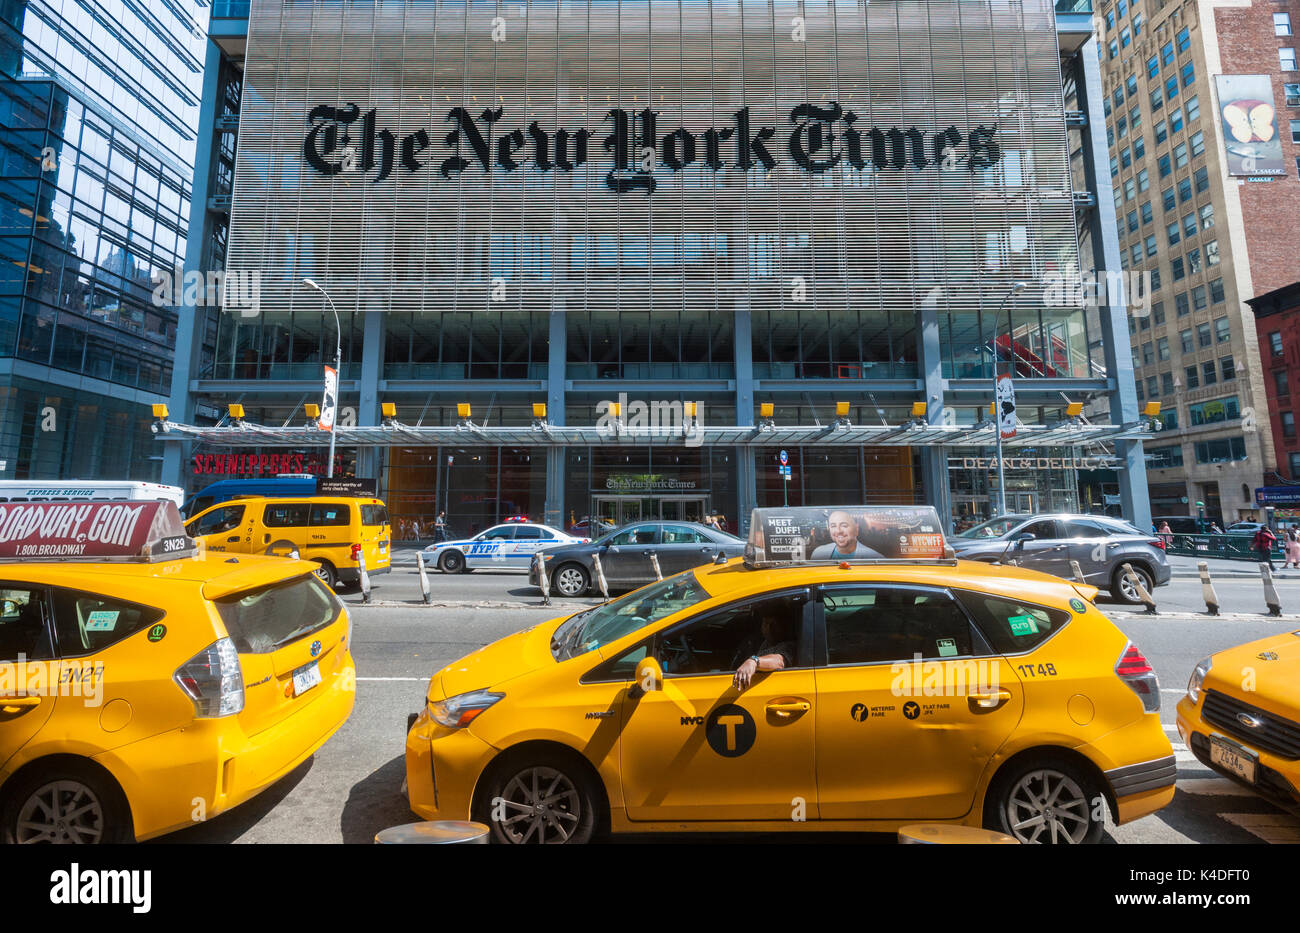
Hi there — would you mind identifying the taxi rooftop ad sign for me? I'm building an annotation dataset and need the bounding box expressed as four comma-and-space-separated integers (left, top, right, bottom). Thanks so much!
745, 506, 951, 566
0, 501, 194, 562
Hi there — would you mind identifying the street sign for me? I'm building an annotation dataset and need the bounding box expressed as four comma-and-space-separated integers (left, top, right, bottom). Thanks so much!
779, 449, 789, 465
995, 373, 1016, 439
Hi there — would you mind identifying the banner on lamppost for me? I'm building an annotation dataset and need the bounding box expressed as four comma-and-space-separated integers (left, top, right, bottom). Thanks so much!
319, 365, 338, 431
996, 373, 1017, 439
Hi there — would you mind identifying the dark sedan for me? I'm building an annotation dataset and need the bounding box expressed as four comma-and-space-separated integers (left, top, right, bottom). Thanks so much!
529, 521, 746, 596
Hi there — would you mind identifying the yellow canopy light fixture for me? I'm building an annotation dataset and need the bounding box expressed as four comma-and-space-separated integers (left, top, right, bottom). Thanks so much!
227, 403, 245, 420
457, 403, 472, 419
760, 402, 774, 419
910, 401, 927, 418
304, 403, 321, 419
151, 403, 169, 419
1066, 401, 1084, 417
532, 402, 547, 419
381, 402, 397, 419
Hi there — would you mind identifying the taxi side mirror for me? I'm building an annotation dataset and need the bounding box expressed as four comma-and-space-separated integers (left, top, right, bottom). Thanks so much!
630, 656, 663, 699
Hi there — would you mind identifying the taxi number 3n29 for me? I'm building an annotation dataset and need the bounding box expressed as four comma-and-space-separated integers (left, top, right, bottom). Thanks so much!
1017, 663, 1058, 677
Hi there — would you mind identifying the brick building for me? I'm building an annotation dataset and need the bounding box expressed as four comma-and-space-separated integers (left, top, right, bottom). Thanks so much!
1248, 280, 1300, 485
1097, 0, 1300, 524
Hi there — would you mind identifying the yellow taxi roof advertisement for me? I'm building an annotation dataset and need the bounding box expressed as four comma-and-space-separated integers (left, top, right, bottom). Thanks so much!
744, 505, 951, 565
0, 499, 195, 562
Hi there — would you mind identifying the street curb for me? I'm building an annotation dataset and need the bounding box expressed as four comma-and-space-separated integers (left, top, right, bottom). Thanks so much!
1105, 611, 1300, 622
345, 599, 593, 610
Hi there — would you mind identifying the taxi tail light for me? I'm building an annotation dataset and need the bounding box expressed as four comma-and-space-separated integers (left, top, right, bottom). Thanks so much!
1115, 641, 1160, 712
174, 637, 245, 717
350, 543, 362, 561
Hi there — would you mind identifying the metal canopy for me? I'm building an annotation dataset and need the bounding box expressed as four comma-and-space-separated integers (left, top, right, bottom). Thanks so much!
153, 419, 1153, 449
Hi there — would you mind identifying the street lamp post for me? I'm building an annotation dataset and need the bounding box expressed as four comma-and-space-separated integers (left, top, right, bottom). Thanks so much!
303, 277, 342, 479
992, 281, 1028, 517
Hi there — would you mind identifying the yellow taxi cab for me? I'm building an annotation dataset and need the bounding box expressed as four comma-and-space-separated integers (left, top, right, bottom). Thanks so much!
405, 506, 1174, 844
0, 499, 355, 843
1175, 632, 1300, 814
185, 495, 391, 589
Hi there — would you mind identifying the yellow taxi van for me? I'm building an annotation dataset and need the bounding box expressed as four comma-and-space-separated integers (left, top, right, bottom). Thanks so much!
405, 506, 1174, 844
0, 499, 356, 843
185, 495, 391, 589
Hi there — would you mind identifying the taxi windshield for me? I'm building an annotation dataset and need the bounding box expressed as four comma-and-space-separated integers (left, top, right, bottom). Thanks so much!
955, 516, 1025, 539
551, 574, 711, 661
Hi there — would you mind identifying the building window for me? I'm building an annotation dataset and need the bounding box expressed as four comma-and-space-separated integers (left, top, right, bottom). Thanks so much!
1118, 0, 1127, 18
1127, 74, 1139, 97
1176, 293, 1190, 317
1167, 221, 1180, 245
1177, 27, 1190, 53
1193, 285, 1208, 311
1179, 177, 1193, 201
1144, 234, 1157, 256
1115, 88, 1126, 110
1121, 26, 1131, 48
1287, 84, 1300, 107
1183, 213, 1198, 238
1214, 317, 1230, 342
1121, 146, 1132, 169
1125, 178, 1136, 200
1110, 155, 1119, 177
1166, 76, 1179, 101
1139, 313, 1151, 331
1180, 329, 1194, 353
1137, 168, 1150, 192
1187, 247, 1201, 274
1155, 119, 1168, 143
1136, 379, 1145, 400
1292, 120, 1300, 144
1150, 445, 1184, 469
1162, 371, 1174, 394
1206, 240, 1220, 265
1173, 142, 1189, 168
1159, 155, 1172, 177
1220, 357, 1234, 381
1158, 336, 1170, 360
1200, 204, 1214, 229
1209, 278, 1225, 303
1147, 55, 1160, 78
1271, 331, 1285, 356
1181, 61, 1195, 87
1148, 375, 1159, 396
1185, 365, 1199, 389
1114, 188, 1124, 211
1127, 210, 1139, 232
1133, 12, 1144, 36
1285, 412, 1297, 439
1186, 95, 1200, 122
1197, 321, 1212, 347
1109, 40, 1119, 60
1142, 342, 1155, 365
1194, 437, 1247, 463
1117, 116, 1128, 139
1190, 131, 1205, 156
1170, 106, 1184, 133
1151, 268, 1162, 290
1172, 257, 1185, 280
1106, 9, 1116, 31
1161, 41, 1174, 66
1131, 244, 1143, 265
1194, 167, 1209, 192
1278, 13, 1294, 37
1291, 453, 1300, 478
1189, 397, 1239, 425
1133, 135, 1146, 159
1162, 186, 1175, 210
1276, 369, 1290, 396
1281, 48, 1298, 71
1202, 360, 1218, 386
1151, 87, 1163, 110
1141, 201, 1153, 224
1153, 301, 1166, 324
1131, 104, 1143, 129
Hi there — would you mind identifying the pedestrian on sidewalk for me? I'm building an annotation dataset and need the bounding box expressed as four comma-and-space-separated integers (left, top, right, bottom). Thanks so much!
1253, 525, 1278, 570
1285, 528, 1300, 569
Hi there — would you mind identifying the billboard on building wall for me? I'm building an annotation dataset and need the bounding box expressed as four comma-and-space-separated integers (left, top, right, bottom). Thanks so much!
1215, 75, 1285, 176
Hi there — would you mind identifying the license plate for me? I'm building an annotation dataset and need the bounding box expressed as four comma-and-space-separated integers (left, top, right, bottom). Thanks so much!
1210, 734, 1257, 783
291, 661, 322, 697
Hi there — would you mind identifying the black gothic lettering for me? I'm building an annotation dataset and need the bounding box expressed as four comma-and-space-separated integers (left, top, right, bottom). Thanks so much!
886, 127, 929, 169
528, 121, 554, 170
788, 102, 843, 172
967, 123, 1002, 170
497, 128, 526, 170
361, 108, 395, 182
603, 109, 656, 193
703, 126, 734, 170
440, 106, 497, 177
932, 126, 963, 166
662, 128, 696, 170
304, 103, 360, 175
734, 107, 776, 171
842, 111, 865, 169
401, 129, 430, 172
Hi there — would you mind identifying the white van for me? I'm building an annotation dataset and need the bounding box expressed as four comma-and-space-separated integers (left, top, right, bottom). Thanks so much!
0, 481, 184, 509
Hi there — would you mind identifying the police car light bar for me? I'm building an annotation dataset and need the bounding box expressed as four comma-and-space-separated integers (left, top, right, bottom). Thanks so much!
743, 506, 956, 568
0, 500, 197, 563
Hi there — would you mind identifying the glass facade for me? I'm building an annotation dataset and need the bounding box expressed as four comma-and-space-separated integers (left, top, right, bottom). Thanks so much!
0, 0, 204, 480
170, 0, 1142, 534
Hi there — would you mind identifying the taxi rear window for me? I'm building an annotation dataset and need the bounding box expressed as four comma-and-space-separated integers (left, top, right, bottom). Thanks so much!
953, 590, 1070, 654
310, 504, 352, 526
214, 575, 342, 654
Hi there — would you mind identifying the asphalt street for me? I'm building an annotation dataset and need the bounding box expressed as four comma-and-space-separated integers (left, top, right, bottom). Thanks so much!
155, 549, 1300, 845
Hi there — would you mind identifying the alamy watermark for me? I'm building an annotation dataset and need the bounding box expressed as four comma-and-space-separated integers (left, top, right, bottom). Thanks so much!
595, 393, 705, 447
151, 263, 261, 317
1042, 267, 1152, 316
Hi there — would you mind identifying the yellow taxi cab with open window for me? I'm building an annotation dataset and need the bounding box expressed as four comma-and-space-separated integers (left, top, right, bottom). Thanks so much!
1176, 633, 1300, 815
0, 499, 355, 843
405, 506, 1175, 844
185, 495, 391, 589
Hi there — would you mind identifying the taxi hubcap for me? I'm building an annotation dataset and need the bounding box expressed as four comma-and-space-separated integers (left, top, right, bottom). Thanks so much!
1005, 769, 1090, 844
16, 780, 104, 844
555, 568, 585, 596
496, 766, 581, 843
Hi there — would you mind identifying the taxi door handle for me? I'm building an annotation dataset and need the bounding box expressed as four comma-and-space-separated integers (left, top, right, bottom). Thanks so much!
0, 696, 41, 715
968, 689, 1013, 712
263, 534, 271, 544
227, 535, 240, 543
766, 699, 811, 718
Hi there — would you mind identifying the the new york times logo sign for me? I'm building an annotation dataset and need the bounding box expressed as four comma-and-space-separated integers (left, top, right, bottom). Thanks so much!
303, 102, 1002, 193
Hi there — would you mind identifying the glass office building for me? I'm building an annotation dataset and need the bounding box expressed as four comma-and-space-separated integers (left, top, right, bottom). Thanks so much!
165, 0, 1151, 535
0, 0, 205, 480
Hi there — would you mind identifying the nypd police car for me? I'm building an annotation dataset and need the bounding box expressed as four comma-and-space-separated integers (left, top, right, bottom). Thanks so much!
424, 522, 586, 573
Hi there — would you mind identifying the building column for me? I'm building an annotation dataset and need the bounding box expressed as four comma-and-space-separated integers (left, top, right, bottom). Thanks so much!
918, 296, 951, 531
544, 305, 566, 527
356, 305, 384, 481
162, 38, 225, 488
734, 300, 756, 535
1077, 38, 1152, 532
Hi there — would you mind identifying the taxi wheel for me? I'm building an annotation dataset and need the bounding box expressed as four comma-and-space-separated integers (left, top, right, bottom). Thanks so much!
480, 753, 600, 844
312, 560, 338, 588
553, 564, 589, 597
439, 550, 466, 573
1111, 564, 1153, 604
984, 755, 1104, 844
2, 763, 132, 844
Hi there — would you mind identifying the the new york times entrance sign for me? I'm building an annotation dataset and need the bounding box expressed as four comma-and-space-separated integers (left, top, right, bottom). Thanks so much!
302, 102, 1003, 192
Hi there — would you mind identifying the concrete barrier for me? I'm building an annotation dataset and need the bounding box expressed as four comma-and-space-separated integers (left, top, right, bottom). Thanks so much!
1197, 561, 1219, 616
358, 551, 372, 605
649, 550, 663, 582
1261, 563, 1283, 617
1070, 559, 1085, 584
592, 552, 610, 601
416, 552, 432, 605
535, 553, 551, 607
1121, 562, 1157, 614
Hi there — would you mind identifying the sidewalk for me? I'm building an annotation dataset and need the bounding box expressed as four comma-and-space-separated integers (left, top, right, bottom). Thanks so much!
1166, 553, 1300, 577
